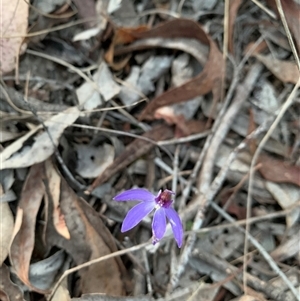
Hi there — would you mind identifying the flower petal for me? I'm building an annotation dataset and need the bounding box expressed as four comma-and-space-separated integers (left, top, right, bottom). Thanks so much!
121, 201, 155, 232
152, 208, 167, 242
114, 188, 155, 202
165, 207, 184, 248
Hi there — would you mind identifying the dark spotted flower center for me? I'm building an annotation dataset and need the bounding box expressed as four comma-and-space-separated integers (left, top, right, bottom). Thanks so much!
155, 189, 173, 208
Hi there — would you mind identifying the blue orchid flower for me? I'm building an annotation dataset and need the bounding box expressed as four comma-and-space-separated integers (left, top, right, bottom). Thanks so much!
113, 188, 184, 247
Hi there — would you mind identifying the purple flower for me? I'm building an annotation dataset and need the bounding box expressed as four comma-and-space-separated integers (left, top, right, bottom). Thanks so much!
113, 188, 184, 247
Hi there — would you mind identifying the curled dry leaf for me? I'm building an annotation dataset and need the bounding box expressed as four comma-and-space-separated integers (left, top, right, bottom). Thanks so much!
254, 53, 300, 84
1, 107, 80, 170
258, 153, 300, 186
87, 124, 174, 192
45, 175, 129, 295
105, 25, 149, 68
113, 19, 224, 121
0, 0, 29, 74
9, 163, 46, 293
27, 250, 67, 291
0, 264, 25, 301
155, 53, 203, 135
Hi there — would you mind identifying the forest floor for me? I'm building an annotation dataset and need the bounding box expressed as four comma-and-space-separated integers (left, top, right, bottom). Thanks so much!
1, 0, 300, 300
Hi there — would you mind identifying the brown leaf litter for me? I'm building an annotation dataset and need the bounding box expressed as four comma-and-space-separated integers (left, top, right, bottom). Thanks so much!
113, 18, 225, 122
1, 1, 300, 300
45, 161, 130, 295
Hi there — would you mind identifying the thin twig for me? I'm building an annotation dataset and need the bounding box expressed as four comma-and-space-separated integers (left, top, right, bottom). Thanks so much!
26, 49, 99, 92
154, 158, 198, 194
48, 242, 150, 301
167, 145, 181, 296
251, 0, 277, 19
157, 131, 210, 146
0, 81, 31, 114
2, 16, 104, 38
172, 145, 180, 194
142, 249, 153, 295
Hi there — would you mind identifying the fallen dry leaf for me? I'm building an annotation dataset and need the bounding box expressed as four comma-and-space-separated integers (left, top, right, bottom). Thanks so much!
45, 175, 128, 295
113, 19, 224, 121
1, 106, 80, 170
188, 283, 219, 301
28, 250, 67, 291
0, 0, 29, 74
271, 227, 300, 262
154, 107, 192, 136
0, 201, 14, 265
75, 143, 114, 179
119, 55, 173, 106
238, 294, 265, 301
266, 0, 300, 54
9, 163, 46, 293
265, 181, 300, 227
0, 264, 25, 301
45, 160, 70, 239
76, 62, 120, 109
51, 278, 71, 301
72, 0, 96, 28
258, 153, 300, 186
254, 53, 300, 84
51, 279, 71, 301
220, 193, 247, 220
105, 25, 149, 67
87, 124, 174, 192
244, 39, 268, 55
154, 53, 203, 136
